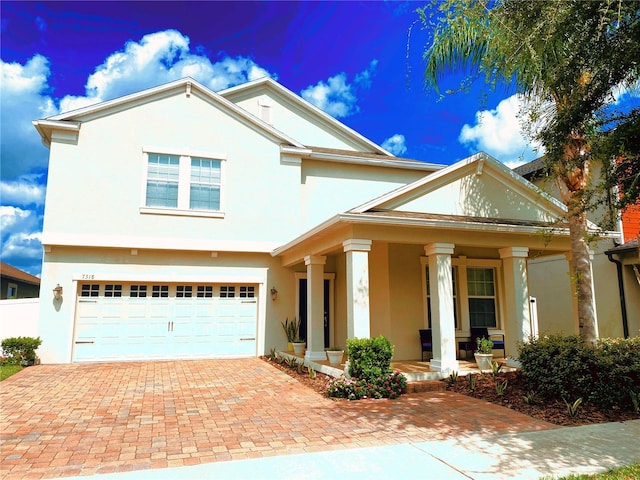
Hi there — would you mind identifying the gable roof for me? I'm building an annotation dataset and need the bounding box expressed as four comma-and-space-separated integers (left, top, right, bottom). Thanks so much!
218, 77, 393, 156
350, 151, 567, 219
33, 77, 305, 149
0, 262, 41, 285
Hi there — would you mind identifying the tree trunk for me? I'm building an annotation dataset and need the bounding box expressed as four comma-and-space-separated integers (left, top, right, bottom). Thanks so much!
555, 141, 598, 345
568, 208, 598, 344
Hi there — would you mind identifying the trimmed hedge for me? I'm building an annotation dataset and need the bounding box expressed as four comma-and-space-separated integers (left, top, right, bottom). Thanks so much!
346, 335, 394, 382
326, 335, 406, 400
518, 335, 640, 411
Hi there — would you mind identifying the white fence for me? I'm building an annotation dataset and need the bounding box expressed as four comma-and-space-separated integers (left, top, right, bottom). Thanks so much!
0, 298, 40, 342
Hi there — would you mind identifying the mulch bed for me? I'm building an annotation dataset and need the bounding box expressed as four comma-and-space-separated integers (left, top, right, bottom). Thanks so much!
262, 356, 640, 426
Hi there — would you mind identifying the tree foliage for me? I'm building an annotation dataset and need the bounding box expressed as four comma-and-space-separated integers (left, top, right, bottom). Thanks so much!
419, 0, 640, 343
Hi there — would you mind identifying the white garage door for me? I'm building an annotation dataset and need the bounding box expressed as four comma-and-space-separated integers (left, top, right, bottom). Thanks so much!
73, 283, 258, 362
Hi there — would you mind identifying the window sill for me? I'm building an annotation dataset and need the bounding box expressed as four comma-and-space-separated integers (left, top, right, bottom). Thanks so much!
140, 207, 225, 219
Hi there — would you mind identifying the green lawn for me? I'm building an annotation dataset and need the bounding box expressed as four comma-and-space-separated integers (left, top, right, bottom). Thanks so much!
0, 364, 23, 381
547, 464, 640, 480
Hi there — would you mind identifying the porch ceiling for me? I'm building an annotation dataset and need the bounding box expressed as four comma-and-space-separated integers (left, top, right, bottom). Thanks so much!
273, 211, 574, 267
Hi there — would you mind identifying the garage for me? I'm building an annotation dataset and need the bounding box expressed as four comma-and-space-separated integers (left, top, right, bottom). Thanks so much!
73, 282, 258, 362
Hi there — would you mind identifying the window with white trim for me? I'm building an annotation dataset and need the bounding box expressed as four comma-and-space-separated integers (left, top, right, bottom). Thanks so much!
197, 286, 213, 298
425, 267, 458, 328
130, 285, 147, 298
144, 151, 222, 212
176, 285, 193, 298
81, 284, 100, 297
146, 153, 180, 208
190, 158, 221, 210
467, 268, 497, 328
105, 284, 122, 297
7, 283, 18, 299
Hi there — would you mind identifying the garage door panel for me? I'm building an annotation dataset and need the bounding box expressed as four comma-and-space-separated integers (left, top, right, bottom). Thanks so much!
74, 283, 258, 362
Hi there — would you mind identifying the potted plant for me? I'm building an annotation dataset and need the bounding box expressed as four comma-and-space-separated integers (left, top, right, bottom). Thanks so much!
474, 336, 494, 371
291, 336, 306, 355
326, 346, 344, 366
281, 317, 300, 351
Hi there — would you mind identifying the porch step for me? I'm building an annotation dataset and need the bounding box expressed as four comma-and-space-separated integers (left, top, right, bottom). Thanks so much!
405, 380, 446, 393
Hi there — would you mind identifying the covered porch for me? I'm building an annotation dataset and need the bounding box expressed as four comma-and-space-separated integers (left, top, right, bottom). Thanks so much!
272, 154, 577, 373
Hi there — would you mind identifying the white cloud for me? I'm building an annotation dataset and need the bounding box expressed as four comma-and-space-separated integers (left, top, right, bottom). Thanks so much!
0, 174, 46, 206
382, 134, 407, 155
300, 60, 378, 118
0, 55, 57, 179
60, 30, 276, 112
459, 94, 544, 165
0, 206, 43, 274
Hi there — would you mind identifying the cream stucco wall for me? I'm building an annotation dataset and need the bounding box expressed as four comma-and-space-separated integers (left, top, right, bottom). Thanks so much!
230, 90, 368, 152
37, 246, 309, 363
397, 172, 556, 222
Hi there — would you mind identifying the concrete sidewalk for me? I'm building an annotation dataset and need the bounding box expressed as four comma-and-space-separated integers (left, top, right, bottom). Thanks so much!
74, 419, 640, 480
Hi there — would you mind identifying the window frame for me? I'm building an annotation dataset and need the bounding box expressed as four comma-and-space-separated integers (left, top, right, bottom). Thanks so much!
140, 147, 226, 218
466, 267, 498, 328
421, 257, 503, 334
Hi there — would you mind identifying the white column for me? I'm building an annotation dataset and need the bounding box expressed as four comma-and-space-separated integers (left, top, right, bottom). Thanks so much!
500, 247, 531, 358
304, 255, 327, 361
343, 239, 372, 339
424, 243, 458, 373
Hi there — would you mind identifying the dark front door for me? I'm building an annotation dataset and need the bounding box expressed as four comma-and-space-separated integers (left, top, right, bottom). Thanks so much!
298, 279, 330, 348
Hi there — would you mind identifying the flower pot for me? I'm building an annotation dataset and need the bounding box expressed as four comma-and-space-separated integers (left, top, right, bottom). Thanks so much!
474, 352, 493, 371
326, 350, 344, 366
292, 342, 306, 355
287, 342, 293, 352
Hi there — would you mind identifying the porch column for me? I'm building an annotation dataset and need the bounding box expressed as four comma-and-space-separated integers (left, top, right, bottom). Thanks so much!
424, 243, 458, 373
499, 247, 531, 358
304, 255, 328, 361
343, 239, 372, 339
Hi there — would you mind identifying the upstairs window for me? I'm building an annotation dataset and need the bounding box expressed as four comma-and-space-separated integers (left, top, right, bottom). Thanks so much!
144, 150, 223, 212
190, 158, 221, 210
146, 153, 179, 208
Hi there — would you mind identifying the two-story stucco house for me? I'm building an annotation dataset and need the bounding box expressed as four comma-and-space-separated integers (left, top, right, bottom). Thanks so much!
33, 77, 618, 370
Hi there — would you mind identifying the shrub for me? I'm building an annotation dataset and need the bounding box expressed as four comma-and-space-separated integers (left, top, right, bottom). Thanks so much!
591, 337, 640, 410
346, 335, 394, 382
518, 334, 598, 401
326, 371, 407, 400
1, 337, 42, 365
518, 334, 640, 411
327, 335, 406, 400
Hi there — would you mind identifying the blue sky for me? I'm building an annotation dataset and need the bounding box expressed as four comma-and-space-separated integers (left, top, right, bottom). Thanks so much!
0, 1, 551, 276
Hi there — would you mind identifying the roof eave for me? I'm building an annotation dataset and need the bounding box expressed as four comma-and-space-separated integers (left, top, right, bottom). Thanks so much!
220, 77, 393, 156
280, 146, 443, 171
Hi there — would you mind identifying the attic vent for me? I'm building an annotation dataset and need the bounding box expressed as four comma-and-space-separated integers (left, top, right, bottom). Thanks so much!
258, 97, 273, 124
476, 159, 484, 176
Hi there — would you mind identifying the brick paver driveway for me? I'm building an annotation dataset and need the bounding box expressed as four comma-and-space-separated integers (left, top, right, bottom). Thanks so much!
0, 359, 555, 479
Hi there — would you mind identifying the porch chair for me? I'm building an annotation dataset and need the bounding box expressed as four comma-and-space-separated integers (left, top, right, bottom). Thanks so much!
419, 329, 433, 361
458, 327, 505, 360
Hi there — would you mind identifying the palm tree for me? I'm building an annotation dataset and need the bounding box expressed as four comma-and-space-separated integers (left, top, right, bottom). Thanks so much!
419, 0, 639, 344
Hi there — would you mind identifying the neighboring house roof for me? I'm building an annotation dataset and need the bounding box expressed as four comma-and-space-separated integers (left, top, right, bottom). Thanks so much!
605, 238, 639, 255
218, 77, 393, 156
0, 262, 41, 286
33, 77, 305, 149
513, 156, 548, 180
